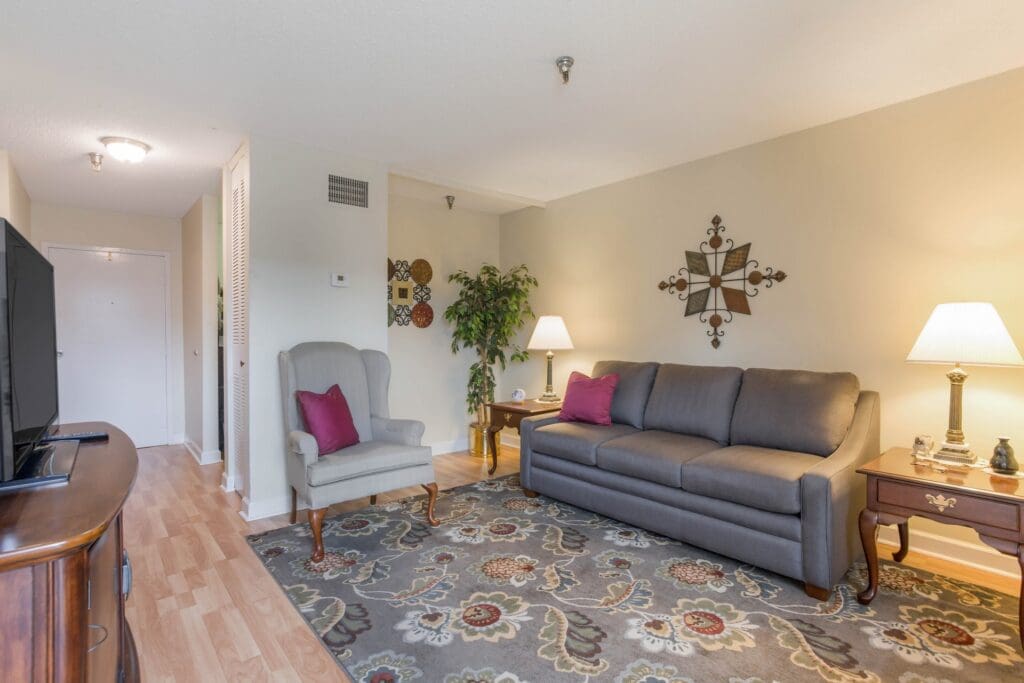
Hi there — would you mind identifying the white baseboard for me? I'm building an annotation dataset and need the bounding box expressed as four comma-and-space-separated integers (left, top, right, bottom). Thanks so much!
431, 437, 469, 455
501, 433, 521, 448
220, 472, 237, 493
240, 493, 294, 522
184, 439, 221, 465
877, 525, 1020, 579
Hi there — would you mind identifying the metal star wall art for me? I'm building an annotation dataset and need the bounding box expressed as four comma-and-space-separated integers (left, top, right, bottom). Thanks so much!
658, 215, 786, 349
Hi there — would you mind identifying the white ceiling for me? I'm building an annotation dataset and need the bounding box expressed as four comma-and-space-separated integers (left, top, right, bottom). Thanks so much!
2, 1, 1024, 218
389, 173, 542, 215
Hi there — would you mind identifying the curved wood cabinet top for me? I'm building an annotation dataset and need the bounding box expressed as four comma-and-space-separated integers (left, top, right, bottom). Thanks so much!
0, 422, 138, 572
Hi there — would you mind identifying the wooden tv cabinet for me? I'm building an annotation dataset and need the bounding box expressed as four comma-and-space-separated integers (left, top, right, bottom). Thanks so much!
0, 422, 139, 682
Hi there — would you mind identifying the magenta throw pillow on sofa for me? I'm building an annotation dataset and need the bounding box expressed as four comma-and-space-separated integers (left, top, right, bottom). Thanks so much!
296, 384, 360, 454
559, 371, 620, 425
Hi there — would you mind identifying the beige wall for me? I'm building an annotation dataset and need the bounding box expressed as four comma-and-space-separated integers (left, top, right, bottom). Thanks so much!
243, 136, 389, 518
182, 195, 221, 461
499, 67, 1024, 574
31, 202, 186, 442
388, 194, 501, 452
0, 150, 32, 238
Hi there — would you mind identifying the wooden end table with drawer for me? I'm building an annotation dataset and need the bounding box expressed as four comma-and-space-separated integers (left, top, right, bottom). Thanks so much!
485, 399, 562, 476
857, 447, 1023, 647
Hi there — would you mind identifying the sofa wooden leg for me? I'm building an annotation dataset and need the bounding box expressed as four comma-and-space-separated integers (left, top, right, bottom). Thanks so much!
522, 488, 539, 498
370, 494, 377, 505
804, 583, 831, 601
422, 483, 440, 526
290, 487, 297, 524
308, 507, 327, 562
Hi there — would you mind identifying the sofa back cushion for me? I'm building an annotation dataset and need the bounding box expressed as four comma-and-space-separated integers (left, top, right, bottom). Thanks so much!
643, 364, 743, 444
591, 360, 659, 428
730, 368, 860, 456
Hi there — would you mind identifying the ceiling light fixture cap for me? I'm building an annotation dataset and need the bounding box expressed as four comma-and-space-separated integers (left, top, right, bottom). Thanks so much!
556, 56, 574, 84
100, 136, 151, 163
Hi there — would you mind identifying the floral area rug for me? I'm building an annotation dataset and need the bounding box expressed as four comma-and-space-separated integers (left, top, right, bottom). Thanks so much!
247, 475, 1023, 682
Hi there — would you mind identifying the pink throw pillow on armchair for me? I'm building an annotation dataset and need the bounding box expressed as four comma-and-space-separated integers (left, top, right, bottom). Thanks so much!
559, 371, 620, 425
296, 384, 360, 454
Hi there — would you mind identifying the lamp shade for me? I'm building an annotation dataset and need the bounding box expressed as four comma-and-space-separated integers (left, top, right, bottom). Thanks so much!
906, 302, 1023, 367
528, 315, 574, 350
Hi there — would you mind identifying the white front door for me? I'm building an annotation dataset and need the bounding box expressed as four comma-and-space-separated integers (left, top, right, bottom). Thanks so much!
48, 245, 170, 448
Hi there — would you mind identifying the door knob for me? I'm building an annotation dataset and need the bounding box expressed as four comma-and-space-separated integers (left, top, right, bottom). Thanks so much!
57, 350, 64, 358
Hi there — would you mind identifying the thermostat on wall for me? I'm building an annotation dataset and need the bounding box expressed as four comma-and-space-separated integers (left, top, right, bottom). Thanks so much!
330, 272, 349, 288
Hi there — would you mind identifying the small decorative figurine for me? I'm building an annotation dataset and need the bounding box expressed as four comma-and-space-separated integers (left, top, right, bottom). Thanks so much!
990, 437, 1018, 475
511, 388, 526, 402
911, 434, 934, 458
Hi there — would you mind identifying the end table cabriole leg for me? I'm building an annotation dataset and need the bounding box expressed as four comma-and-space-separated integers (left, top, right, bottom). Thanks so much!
486, 424, 501, 476
857, 508, 880, 605
1018, 545, 1023, 649
892, 521, 909, 562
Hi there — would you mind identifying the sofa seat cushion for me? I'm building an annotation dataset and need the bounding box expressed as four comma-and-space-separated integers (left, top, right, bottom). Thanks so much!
308, 440, 431, 486
597, 430, 720, 488
681, 445, 822, 514
531, 422, 637, 466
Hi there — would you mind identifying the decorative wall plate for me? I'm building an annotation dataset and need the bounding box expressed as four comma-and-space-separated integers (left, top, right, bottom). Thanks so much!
388, 258, 433, 328
658, 215, 786, 348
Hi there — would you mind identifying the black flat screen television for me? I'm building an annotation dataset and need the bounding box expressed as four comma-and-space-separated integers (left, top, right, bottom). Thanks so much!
0, 219, 59, 482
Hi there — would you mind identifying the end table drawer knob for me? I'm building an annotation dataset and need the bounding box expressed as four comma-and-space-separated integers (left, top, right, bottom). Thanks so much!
925, 493, 957, 512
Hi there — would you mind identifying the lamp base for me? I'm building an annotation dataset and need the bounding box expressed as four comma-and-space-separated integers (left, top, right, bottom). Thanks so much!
932, 441, 977, 465
536, 393, 562, 404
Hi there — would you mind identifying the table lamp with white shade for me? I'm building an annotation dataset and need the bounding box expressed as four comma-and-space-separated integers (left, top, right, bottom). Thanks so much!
528, 315, 574, 403
906, 302, 1023, 464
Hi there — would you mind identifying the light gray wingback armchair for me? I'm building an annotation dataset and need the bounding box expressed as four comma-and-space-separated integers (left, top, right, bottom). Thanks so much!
279, 342, 439, 561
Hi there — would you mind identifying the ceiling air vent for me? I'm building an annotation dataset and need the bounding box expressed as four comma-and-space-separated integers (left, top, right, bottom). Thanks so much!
328, 174, 369, 208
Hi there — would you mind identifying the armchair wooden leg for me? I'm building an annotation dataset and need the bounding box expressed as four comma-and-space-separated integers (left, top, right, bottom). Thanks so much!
422, 483, 440, 527
370, 494, 377, 505
290, 487, 297, 524
308, 507, 327, 562
522, 488, 539, 498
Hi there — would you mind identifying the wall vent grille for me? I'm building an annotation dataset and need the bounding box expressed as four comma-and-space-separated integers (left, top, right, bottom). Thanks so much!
328, 174, 369, 208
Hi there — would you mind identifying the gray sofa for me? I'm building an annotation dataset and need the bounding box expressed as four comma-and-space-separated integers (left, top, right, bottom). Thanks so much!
519, 361, 880, 598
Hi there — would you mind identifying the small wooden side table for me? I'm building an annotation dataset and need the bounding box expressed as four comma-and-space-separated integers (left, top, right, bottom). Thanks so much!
857, 447, 1023, 648
485, 399, 562, 476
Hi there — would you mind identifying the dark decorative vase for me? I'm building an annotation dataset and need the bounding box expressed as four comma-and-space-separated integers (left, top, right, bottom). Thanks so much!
990, 437, 1018, 475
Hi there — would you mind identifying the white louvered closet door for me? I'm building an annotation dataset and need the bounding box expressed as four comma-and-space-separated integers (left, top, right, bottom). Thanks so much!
226, 151, 250, 498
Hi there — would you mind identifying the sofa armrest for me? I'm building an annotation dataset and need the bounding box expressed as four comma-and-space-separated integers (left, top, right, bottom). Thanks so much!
518, 414, 562, 489
289, 430, 319, 467
800, 390, 881, 589
371, 417, 425, 447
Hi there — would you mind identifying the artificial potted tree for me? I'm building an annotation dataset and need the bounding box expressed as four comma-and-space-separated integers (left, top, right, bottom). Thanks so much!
445, 264, 538, 456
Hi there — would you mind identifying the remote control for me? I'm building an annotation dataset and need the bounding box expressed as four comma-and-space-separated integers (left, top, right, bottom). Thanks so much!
39, 430, 109, 444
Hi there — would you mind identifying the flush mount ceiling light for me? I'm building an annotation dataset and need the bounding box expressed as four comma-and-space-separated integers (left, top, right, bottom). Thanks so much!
99, 136, 151, 163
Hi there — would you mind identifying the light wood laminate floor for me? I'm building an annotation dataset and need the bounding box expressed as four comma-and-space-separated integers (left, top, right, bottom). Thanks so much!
124, 445, 1017, 681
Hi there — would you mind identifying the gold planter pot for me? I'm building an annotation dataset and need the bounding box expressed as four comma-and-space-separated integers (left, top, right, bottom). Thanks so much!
469, 421, 491, 458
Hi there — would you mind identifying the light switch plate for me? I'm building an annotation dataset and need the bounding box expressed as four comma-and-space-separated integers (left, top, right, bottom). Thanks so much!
330, 272, 349, 288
